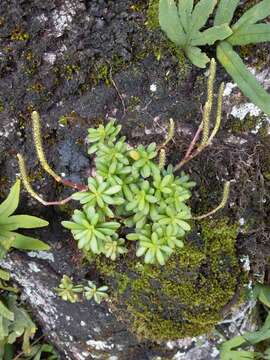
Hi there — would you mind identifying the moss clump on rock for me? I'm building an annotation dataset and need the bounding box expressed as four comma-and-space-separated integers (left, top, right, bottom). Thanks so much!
95, 218, 242, 341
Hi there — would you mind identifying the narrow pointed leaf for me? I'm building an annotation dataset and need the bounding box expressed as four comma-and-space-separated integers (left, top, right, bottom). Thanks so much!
233, 0, 270, 31
191, 24, 232, 46
228, 24, 270, 46
0, 180, 20, 218
217, 41, 270, 115
159, 0, 186, 46
185, 46, 210, 68
12, 233, 50, 251
5, 215, 48, 229
214, 0, 240, 26
190, 0, 217, 35
178, 0, 194, 33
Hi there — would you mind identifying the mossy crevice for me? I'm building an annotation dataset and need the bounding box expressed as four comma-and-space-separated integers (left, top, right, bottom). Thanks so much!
95, 218, 243, 341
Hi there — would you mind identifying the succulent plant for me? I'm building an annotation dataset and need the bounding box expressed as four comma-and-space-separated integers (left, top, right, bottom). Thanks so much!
103, 236, 127, 261
88, 119, 121, 154
55, 275, 83, 303
156, 204, 191, 236
125, 181, 158, 215
83, 281, 109, 304
61, 207, 120, 253
129, 143, 158, 178
72, 176, 124, 218
64, 119, 195, 266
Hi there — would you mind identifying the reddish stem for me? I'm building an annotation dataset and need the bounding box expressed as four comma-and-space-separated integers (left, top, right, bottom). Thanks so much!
61, 178, 88, 191
174, 122, 203, 172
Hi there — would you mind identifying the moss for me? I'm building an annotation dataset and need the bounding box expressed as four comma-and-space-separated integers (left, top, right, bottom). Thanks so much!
147, 0, 159, 30
10, 27, 29, 41
64, 64, 81, 81
127, 96, 141, 111
96, 218, 242, 341
28, 82, 45, 93
0, 99, 4, 113
229, 114, 269, 138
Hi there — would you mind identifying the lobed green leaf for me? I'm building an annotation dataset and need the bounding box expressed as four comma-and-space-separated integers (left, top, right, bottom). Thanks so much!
189, 0, 217, 37
233, 0, 270, 31
228, 24, 270, 46
159, 0, 186, 46
178, 0, 194, 34
214, 0, 240, 26
191, 24, 232, 46
185, 46, 210, 68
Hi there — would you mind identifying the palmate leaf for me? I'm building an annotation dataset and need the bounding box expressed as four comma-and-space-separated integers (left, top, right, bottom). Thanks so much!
228, 24, 270, 46
191, 24, 232, 46
214, 0, 240, 26
232, 0, 270, 31
217, 41, 270, 115
159, 0, 186, 46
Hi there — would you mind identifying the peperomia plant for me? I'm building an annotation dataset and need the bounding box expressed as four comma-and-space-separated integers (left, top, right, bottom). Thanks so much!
159, 0, 270, 115
17, 59, 230, 267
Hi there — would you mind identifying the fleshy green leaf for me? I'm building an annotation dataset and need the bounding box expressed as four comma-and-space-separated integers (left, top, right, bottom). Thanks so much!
4, 215, 48, 229
12, 233, 50, 251
233, 0, 270, 31
0, 180, 20, 219
217, 41, 270, 115
214, 0, 240, 26
159, 0, 186, 46
185, 46, 210, 68
191, 24, 232, 46
228, 24, 270, 46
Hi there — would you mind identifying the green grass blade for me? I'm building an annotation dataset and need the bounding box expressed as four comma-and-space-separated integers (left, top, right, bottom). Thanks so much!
185, 46, 210, 68
217, 41, 270, 115
159, 0, 186, 46
0, 180, 20, 219
190, 0, 217, 35
178, 0, 194, 33
214, 0, 240, 26
233, 0, 270, 31
191, 24, 232, 46
228, 24, 270, 45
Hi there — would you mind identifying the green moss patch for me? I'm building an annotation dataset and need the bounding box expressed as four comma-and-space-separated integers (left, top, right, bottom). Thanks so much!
96, 218, 242, 341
